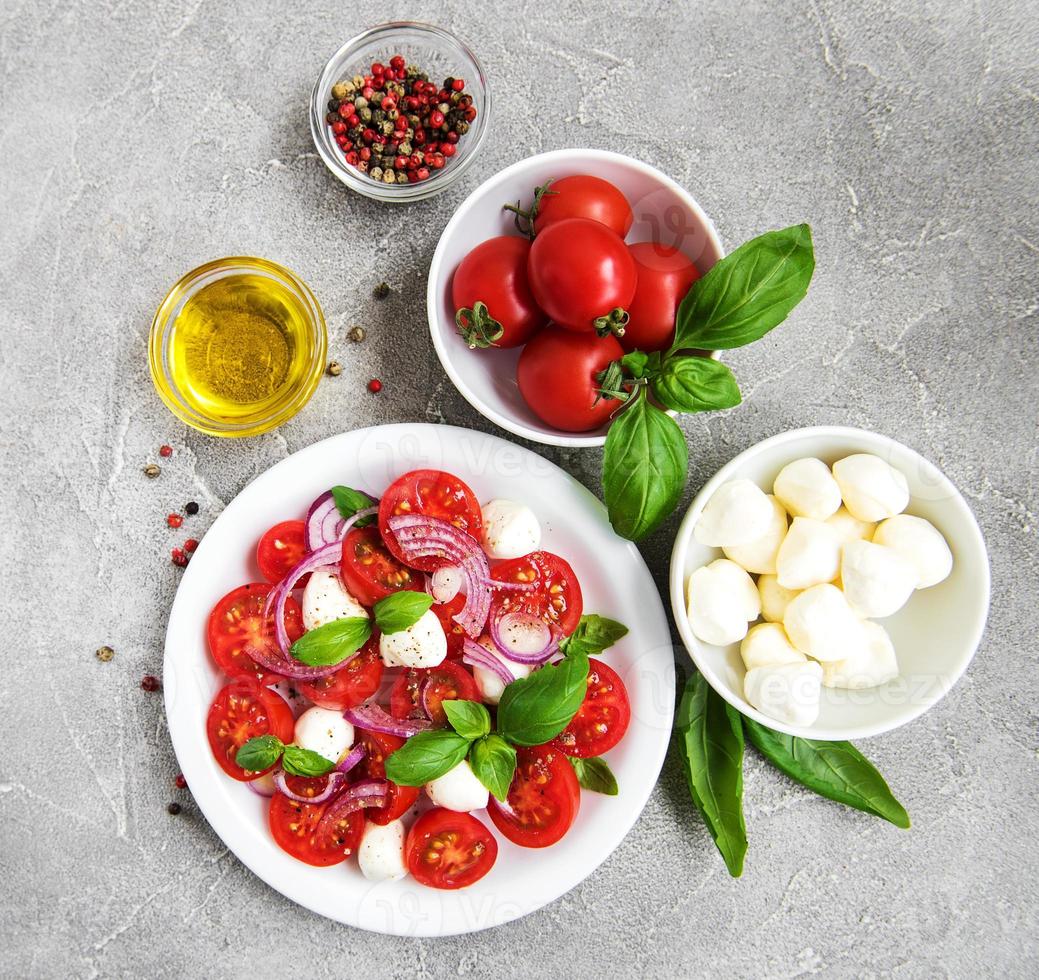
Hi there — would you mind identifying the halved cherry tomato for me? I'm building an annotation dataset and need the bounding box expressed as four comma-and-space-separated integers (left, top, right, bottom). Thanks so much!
490, 551, 584, 637
355, 728, 420, 826
206, 678, 294, 781
622, 242, 700, 353
431, 593, 467, 659
550, 658, 630, 758
340, 525, 424, 606
256, 520, 308, 585
389, 662, 480, 726
487, 744, 580, 848
406, 807, 498, 889
269, 774, 365, 867
207, 583, 302, 685
297, 637, 383, 710
378, 470, 483, 573
532, 174, 633, 239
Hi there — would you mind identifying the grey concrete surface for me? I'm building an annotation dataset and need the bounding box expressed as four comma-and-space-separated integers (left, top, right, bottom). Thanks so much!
1, 0, 1037, 976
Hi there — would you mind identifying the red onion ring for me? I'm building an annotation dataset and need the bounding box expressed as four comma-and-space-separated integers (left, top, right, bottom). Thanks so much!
336, 742, 366, 775
273, 769, 348, 804
489, 609, 558, 665
461, 637, 515, 687
247, 772, 276, 797
317, 779, 390, 835
343, 703, 433, 738
305, 491, 345, 551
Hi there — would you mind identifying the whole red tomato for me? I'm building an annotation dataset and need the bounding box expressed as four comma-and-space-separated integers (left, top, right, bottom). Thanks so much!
532, 175, 633, 238
622, 242, 700, 352
517, 326, 624, 432
527, 218, 637, 335
452, 236, 546, 348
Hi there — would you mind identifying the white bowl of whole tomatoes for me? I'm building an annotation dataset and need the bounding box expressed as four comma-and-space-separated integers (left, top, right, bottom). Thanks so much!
427, 149, 725, 447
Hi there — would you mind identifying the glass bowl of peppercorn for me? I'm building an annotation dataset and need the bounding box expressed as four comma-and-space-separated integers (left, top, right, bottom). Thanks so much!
310, 22, 491, 202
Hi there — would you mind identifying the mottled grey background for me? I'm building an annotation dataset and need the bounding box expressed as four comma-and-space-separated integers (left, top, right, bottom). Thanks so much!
1, 0, 1036, 976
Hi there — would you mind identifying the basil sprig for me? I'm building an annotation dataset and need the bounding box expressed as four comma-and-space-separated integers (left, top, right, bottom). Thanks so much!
330, 485, 377, 526
374, 591, 434, 634
569, 756, 618, 796
290, 617, 371, 667
560, 615, 629, 658
469, 734, 517, 802
497, 651, 590, 747
442, 699, 491, 741
233, 735, 334, 778
650, 356, 741, 414
384, 729, 471, 787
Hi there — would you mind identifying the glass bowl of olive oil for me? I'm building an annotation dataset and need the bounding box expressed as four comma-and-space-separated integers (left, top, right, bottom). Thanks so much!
149, 257, 327, 437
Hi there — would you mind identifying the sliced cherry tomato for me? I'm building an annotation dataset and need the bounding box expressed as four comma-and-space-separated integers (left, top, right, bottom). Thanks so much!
406, 807, 498, 889
269, 774, 365, 867
355, 728, 421, 826
378, 470, 483, 573
487, 744, 580, 848
206, 678, 294, 781
490, 551, 584, 637
297, 637, 383, 710
431, 593, 467, 659
206, 582, 302, 684
256, 520, 308, 585
622, 242, 700, 352
532, 174, 633, 238
389, 662, 480, 726
340, 525, 424, 606
550, 658, 631, 757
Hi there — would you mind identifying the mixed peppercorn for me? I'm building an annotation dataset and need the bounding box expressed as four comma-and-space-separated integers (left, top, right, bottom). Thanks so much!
325, 54, 477, 185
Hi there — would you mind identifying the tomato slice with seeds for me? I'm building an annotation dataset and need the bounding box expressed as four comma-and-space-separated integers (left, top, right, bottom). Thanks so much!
256, 520, 308, 585
206, 678, 294, 781
340, 525, 424, 607
296, 637, 383, 710
490, 551, 584, 637
207, 583, 302, 685
378, 469, 483, 573
406, 807, 498, 889
354, 728, 421, 826
388, 662, 479, 726
550, 657, 630, 758
431, 594, 467, 659
487, 744, 581, 848
268, 774, 365, 867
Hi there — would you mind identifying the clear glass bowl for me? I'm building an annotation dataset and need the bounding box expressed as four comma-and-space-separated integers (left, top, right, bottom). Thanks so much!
310, 22, 491, 203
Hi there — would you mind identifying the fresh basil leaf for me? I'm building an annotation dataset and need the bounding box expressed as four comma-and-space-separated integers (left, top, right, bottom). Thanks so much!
560, 615, 629, 657
373, 591, 434, 634
742, 718, 910, 829
673, 224, 815, 351
234, 734, 284, 772
330, 485, 377, 526
497, 652, 590, 747
651, 355, 742, 414
442, 699, 491, 741
290, 617, 372, 666
384, 729, 471, 787
468, 734, 517, 801
569, 756, 618, 796
676, 671, 747, 877
602, 390, 688, 541
281, 745, 336, 778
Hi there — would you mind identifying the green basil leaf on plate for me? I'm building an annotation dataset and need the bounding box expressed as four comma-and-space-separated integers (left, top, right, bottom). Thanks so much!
330, 485, 377, 526
497, 651, 590, 747
560, 615, 629, 657
281, 745, 336, 778
468, 733, 517, 801
373, 591, 434, 634
651, 355, 742, 414
384, 729, 471, 787
290, 616, 372, 666
569, 756, 619, 796
442, 699, 492, 741
234, 734, 284, 772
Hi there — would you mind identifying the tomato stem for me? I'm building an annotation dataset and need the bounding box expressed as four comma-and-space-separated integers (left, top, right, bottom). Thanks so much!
502, 179, 557, 239
593, 307, 629, 339
454, 301, 505, 349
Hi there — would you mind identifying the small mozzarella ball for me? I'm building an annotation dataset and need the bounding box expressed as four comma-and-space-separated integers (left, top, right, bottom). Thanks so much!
358, 819, 408, 882
744, 661, 823, 728
694, 479, 774, 548
472, 637, 532, 705
481, 499, 541, 560
840, 539, 919, 618
825, 506, 876, 547
723, 495, 788, 575
821, 621, 900, 690
773, 457, 842, 521
740, 623, 807, 671
425, 760, 489, 812
379, 609, 447, 668
776, 517, 842, 590
301, 569, 368, 631
873, 514, 953, 589
783, 584, 867, 662
832, 454, 910, 522
758, 575, 800, 623
294, 706, 354, 764
686, 559, 760, 646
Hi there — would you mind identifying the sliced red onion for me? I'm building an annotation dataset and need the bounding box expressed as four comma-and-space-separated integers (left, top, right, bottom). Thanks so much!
482, 578, 537, 592
489, 609, 558, 665
247, 772, 277, 797
273, 769, 348, 804
343, 703, 433, 738
305, 491, 345, 551
336, 742, 366, 775
462, 637, 514, 687
429, 565, 463, 603
317, 779, 390, 835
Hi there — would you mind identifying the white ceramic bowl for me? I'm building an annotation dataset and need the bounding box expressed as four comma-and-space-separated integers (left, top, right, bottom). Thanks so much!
427, 148, 724, 447
670, 426, 990, 741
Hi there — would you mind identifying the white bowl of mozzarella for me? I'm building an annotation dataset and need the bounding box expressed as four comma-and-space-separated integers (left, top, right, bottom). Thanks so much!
669, 426, 990, 741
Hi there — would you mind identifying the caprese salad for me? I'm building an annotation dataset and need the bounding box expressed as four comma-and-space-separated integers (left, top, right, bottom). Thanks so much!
204, 469, 631, 889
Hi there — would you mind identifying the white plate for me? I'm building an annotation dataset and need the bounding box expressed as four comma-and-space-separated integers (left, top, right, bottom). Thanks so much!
164, 423, 674, 936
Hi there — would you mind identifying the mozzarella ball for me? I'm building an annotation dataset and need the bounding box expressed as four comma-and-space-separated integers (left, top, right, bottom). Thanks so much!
425, 760, 489, 812
758, 575, 800, 623
723, 495, 788, 575
821, 621, 900, 690
694, 479, 774, 548
773, 457, 842, 521
740, 623, 807, 671
783, 584, 867, 662
825, 506, 876, 547
294, 706, 354, 764
472, 637, 532, 705
873, 514, 953, 589
832, 454, 910, 522
358, 819, 408, 882
481, 499, 541, 560
744, 661, 823, 727
775, 517, 842, 590
686, 559, 761, 646
840, 539, 919, 618
379, 609, 447, 668
301, 569, 368, 631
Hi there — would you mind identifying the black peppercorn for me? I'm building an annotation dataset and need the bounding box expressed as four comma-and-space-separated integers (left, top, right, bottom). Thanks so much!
185, 501, 199, 515
167, 802, 182, 815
